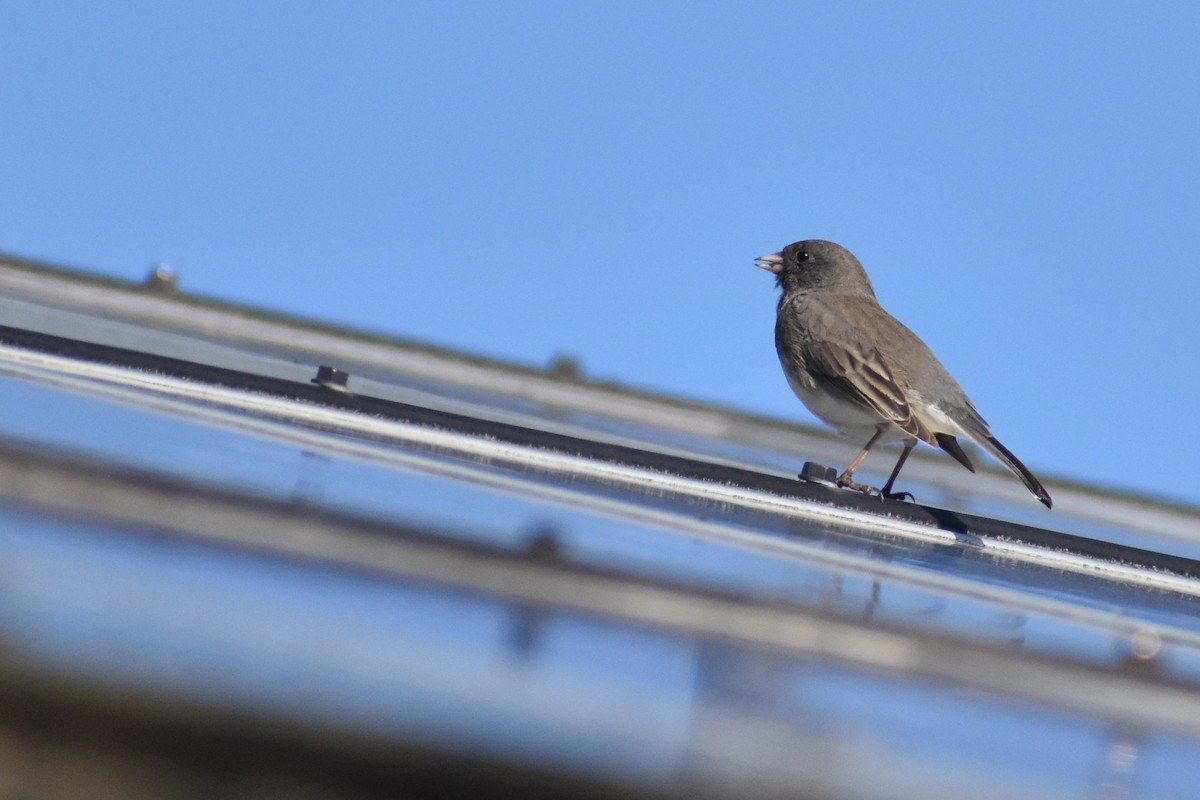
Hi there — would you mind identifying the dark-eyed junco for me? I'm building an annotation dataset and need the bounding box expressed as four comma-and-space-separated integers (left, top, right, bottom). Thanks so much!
756, 239, 1052, 509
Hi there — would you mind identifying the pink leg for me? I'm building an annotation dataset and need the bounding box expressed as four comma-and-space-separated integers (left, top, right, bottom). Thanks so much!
837, 425, 888, 495
880, 438, 917, 499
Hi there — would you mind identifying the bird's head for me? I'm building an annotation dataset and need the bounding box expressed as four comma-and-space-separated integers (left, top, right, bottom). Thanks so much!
755, 239, 875, 297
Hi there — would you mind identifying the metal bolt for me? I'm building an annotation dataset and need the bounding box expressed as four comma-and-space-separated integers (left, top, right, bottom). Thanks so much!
524, 526, 563, 562
798, 461, 839, 487
145, 263, 179, 292
312, 365, 349, 391
1129, 628, 1162, 662
546, 354, 583, 379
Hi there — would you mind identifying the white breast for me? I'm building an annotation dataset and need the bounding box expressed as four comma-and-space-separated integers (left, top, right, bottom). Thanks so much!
782, 365, 907, 444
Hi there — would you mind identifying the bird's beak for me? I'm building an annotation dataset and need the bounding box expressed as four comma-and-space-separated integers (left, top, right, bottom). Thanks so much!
754, 252, 783, 273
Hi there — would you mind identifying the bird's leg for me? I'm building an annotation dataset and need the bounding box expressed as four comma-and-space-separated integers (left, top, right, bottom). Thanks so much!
881, 438, 917, 501
836, 425, 888, 495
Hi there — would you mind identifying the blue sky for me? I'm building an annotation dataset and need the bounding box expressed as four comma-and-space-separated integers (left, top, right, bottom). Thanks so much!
2, 2, 1198, 506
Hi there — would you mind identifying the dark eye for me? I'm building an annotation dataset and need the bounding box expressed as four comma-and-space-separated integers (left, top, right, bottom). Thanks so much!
796, 251, 811, 262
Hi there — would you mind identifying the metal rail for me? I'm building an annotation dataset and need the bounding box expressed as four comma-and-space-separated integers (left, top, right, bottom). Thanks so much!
2, 253, 1197, 542
2, 324, 1200, 592
0, 436, 1198, 738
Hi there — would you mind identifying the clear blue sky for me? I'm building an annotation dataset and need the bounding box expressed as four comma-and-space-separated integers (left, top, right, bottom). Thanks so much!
2, 2, 1198, 505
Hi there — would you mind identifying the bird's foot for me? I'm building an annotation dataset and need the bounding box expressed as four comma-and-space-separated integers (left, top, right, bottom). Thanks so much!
835, 474, 876, 496
882, 490, 916, 503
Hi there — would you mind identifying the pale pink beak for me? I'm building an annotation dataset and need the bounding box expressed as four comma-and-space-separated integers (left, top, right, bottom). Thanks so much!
754, 252, 783, 273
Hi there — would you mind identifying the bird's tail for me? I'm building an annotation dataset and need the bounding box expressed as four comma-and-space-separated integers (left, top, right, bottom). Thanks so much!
979, 435, 1053, 509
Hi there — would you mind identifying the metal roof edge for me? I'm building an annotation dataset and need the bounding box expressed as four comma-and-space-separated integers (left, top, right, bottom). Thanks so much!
0, 250, 1196, 519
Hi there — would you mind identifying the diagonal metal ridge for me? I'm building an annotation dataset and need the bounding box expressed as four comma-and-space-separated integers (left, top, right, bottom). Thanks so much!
0, 435, 1198, 737
3, 323, 1200, 585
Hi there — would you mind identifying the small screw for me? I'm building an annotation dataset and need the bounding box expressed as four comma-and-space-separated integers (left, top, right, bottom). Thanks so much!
546, 354, 583, 379
145, 263, 179, 292
798, 462, 839, 487
521, 522, 568, 562
312, 365, 349, 391
524, 527, 563, 562
1129, 629, 1162, 662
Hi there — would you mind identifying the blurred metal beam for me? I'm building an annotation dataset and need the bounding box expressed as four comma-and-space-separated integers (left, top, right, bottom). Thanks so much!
0, 436, 1198, 739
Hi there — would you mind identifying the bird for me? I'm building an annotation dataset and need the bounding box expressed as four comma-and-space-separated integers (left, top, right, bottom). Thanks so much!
755, 239, 1052, 509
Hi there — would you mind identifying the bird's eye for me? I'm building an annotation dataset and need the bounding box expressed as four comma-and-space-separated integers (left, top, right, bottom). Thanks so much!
796, 251, 811, 262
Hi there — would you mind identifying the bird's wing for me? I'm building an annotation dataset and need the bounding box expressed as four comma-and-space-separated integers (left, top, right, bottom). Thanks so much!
787, 294, 936, 445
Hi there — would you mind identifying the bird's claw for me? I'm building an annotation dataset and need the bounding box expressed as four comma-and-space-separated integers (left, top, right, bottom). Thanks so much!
835, 474, 916, 504
835, 475, 875, 496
